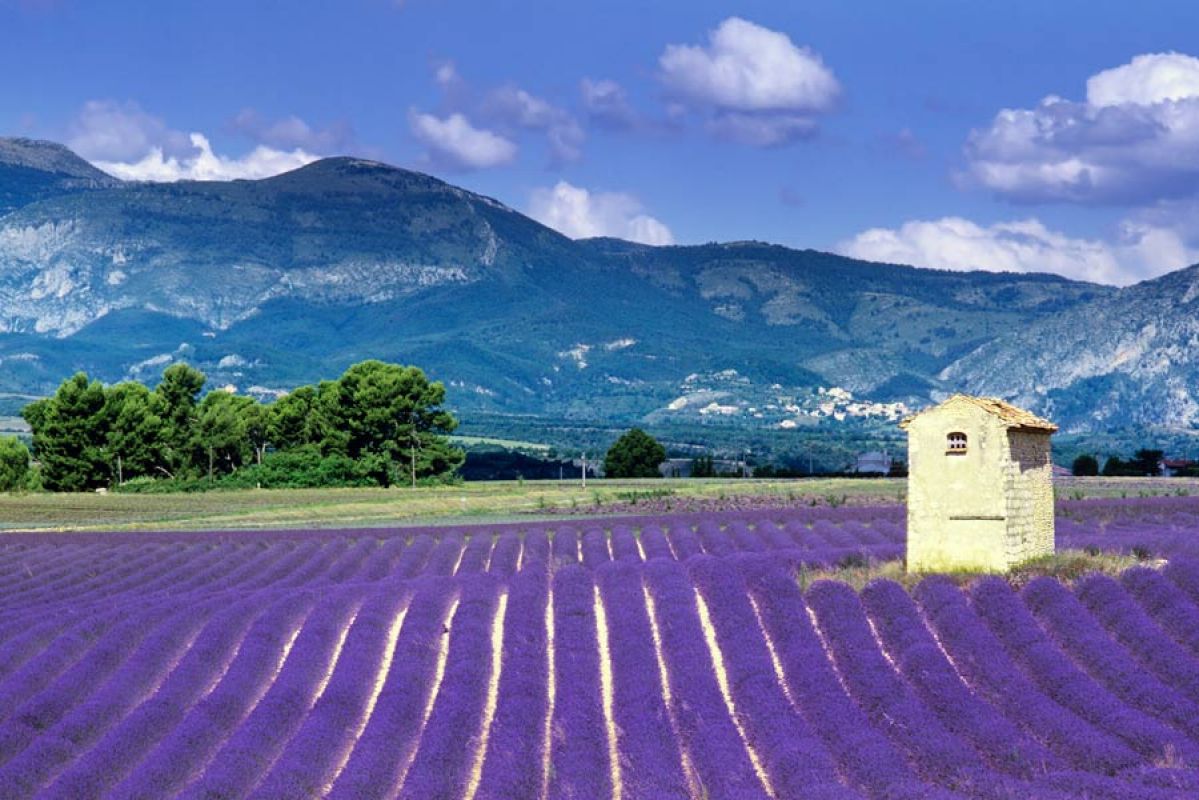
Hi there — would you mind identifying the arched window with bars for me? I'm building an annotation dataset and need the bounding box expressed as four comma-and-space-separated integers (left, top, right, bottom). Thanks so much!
946, 432, 967, 453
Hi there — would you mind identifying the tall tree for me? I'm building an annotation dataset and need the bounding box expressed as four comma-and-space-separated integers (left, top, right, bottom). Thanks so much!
154, 362, 205, 477
194, 391, 251, 480
0, 436, 29, 491
322, 360, 463, 486
1131, 448, 1164, 476
23, 372, 109, 491
267, 385, 323, 452
104, 382, 166, 483
241, 401, 271, 466
604, 428, 666, 478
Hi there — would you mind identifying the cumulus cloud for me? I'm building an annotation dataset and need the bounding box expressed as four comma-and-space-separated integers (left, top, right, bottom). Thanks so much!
229, 109, 354, 153
658, 17, 840, 146
422, 61, 585, 167
1087, 53, 1199, 107
964, 52, 1199, 204
68, 100, 320, 181
838, 215, 1199, 286
528, 181, 674, 245
482, 85, 584, 165
68, 100, 191, 163
93, 133, 319, 182
409, 110, 517, 171
660, 17, 839, 111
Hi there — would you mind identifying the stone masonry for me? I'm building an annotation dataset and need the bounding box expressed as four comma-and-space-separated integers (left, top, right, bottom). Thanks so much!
901, 394, 1056, 573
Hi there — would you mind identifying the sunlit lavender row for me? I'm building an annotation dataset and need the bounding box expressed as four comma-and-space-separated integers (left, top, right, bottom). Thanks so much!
2, 500, 1199, 797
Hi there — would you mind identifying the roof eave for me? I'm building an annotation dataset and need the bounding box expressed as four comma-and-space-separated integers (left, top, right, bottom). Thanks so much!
1008, 423, 1058, 434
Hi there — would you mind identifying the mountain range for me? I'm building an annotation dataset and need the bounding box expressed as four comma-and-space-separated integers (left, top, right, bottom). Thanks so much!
0, 136, 1192, 445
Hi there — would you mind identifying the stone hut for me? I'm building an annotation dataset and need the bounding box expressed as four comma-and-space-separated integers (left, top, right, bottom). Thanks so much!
900, 394, 1057, 573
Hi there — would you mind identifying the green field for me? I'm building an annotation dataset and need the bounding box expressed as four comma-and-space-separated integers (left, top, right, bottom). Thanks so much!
450, 434, 552, 452
0, 475, 1192, 533
0, 477, 907, 533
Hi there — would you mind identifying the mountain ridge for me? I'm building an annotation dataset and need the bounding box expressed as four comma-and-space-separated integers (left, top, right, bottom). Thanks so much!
0, 137, 122, 217
0, 136, 1191, 438
0, 137, 120, 181
943, 263, 1199, 430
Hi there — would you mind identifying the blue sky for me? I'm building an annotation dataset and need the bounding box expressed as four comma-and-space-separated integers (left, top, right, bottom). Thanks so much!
3, 0, 1199, 285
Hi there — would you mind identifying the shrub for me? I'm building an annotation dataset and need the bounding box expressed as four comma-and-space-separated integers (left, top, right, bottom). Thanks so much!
116, 448, 378, 492
222, 448, 376, 489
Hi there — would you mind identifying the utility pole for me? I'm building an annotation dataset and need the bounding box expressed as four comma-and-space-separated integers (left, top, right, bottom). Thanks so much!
581, 452, 587, 490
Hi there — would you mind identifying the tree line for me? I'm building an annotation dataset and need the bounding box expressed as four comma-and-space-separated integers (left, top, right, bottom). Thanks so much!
0, 378, 876, 493
1070, 449, 1186, 477
17, 360, 463, 492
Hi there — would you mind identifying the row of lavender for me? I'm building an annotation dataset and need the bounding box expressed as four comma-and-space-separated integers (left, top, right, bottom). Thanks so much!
6, 548, 1199, 796
1057, 496, 1199, 559
9, 493, 1199, 620
0, 512, 903, 617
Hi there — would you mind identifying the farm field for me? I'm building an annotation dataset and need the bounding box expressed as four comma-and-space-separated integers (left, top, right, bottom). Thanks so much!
1, 499, 1199, 797
1, 475, 1196, 533
0, 477, 905, 532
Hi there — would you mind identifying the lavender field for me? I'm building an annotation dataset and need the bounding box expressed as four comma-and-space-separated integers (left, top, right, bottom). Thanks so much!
2, 499, 1199, 798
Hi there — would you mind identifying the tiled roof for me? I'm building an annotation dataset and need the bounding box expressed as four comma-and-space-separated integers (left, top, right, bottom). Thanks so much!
899, 393, 1058, 432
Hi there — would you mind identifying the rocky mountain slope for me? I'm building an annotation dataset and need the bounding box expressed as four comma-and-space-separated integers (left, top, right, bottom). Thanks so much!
942, 265, 1199, 431
0, 137, 120, 217
1, 136, 1190, 435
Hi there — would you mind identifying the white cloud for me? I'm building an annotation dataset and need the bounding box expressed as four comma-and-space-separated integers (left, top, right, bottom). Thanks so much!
485, 86, 557, 129
68, 100, 191, 163
483, 85, 584, 165
1119, 220, 1199, 275
68, 101, 320, 181
93, 133, 319, 182
660, 17, 839, 112
409, 110, 517, 171
658, 17, 839, 146
1087, 53, 1199, 107
964, 52, 1199, 204
839, 215, 1199, 286
528, 181, 674, 245
423, 63, 583, 166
